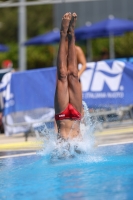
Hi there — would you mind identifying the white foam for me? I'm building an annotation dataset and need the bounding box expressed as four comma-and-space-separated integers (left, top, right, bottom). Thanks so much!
34, 101, 100, 161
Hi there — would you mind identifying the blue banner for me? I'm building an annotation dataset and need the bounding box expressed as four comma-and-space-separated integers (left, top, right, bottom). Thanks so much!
2, 67, 56, 116
81, 60, 133, 107
1, 61, 133, 116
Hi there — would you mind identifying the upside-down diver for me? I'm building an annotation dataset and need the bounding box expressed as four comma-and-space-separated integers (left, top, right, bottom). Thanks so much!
54, 12, 83, 140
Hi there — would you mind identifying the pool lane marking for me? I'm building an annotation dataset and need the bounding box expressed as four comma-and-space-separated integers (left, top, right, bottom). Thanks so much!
0, 152, 37, 159
96, 127, 133, 135
1, 141, 133, 159
95, 126, 133, 136
98, 140, 133, 147
0, 126, 133, 150
0, 141, 43, 150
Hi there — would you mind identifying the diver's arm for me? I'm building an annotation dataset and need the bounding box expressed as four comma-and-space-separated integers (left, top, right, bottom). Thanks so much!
76, 46, 86, 78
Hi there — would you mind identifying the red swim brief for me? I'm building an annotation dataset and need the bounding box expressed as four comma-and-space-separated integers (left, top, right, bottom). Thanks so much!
55, 103, 81, 121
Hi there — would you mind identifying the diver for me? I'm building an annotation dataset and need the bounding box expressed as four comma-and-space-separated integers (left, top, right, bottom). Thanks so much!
54, 12, 82, 140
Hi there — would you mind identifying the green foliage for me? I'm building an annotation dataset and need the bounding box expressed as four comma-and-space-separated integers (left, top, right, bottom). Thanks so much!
1, 4, 133, 69
27, 5, 53, 37
0, 43, 18, 69
27, 45, 55, 69
0, 7, 18, 43
115, 32, 133, 58
92, 38, 109, 60
0, 43, 57, 69
0, 5, 53, 43
0, 4, 55, 69
91, 32, 133, 61
76, 40, 87, 58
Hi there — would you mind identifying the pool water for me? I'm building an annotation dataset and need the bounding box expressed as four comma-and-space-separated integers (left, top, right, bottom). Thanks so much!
0, 143, 133, 200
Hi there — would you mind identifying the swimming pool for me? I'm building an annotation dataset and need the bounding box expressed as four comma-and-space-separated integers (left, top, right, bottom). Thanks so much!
0, 142, 133, 200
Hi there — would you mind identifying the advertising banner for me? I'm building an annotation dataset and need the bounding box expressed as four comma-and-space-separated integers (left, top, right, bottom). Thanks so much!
0, 67, 56, 116
1, 61, 133, 116
80, 61, 133, 107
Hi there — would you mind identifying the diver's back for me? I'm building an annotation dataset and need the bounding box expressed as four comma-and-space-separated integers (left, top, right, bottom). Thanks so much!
56, 119, 80, 139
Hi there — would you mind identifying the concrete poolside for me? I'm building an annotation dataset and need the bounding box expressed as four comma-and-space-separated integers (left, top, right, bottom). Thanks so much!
0, 133, 42, 158
95, 126, 133, 146
0, 123, 133, 153
0, 117, 133, 159
0, 133, 42, 151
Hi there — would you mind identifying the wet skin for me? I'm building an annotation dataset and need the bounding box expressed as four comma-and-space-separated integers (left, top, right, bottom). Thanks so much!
54, 12, 82, 139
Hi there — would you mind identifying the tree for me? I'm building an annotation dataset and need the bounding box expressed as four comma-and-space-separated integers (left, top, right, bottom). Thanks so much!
0, 5, 54, 69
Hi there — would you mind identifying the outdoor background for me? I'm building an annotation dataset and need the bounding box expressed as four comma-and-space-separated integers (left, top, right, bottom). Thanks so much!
0, 0, 133, 70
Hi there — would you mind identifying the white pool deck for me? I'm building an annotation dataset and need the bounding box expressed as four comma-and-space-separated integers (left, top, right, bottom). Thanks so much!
0, 124, 133, 152
0, 122, 133, 159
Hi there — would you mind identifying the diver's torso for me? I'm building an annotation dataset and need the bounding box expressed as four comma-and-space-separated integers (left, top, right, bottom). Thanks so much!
56, 119, 80, 139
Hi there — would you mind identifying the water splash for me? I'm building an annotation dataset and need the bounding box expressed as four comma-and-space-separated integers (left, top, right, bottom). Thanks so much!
33, 101, 101, 160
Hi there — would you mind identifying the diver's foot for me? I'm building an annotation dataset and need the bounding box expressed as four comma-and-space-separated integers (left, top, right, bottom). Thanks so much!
68, 12, 77, 36
60, 12, 72, 36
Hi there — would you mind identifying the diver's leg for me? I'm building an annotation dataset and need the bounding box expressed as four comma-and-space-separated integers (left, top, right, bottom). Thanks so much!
67, 13, 82, 113
54, 12, 71, 114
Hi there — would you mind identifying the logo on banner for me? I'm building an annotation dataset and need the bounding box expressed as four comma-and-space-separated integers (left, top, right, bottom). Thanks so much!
81, 61, 125, 99
0, 73, 14, 110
